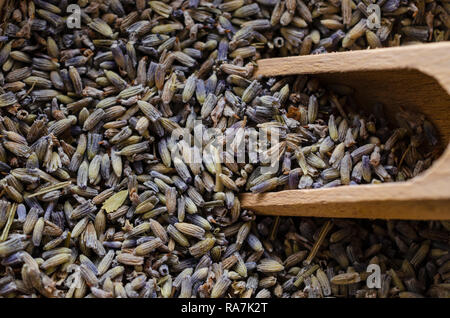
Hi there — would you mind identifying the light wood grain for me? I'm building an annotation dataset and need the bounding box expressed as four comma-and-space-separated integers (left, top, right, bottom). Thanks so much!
240, 43, 450, 220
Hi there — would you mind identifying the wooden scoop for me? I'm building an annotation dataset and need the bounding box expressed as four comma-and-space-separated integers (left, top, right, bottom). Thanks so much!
240, 42, 450, 220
